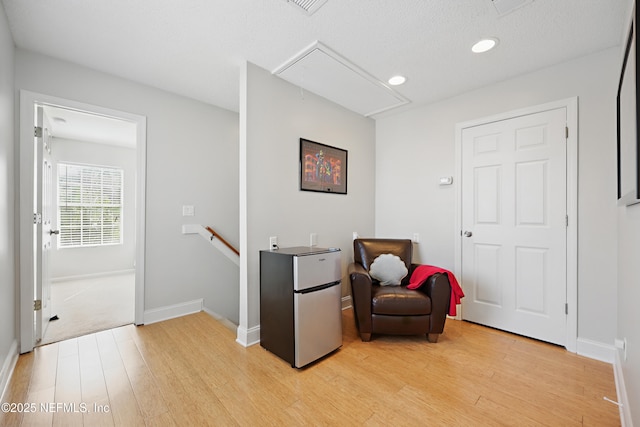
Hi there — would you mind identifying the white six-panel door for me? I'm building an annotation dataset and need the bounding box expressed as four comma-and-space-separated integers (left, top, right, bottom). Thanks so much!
34, 105, 53, 343
461, 107, 567, 346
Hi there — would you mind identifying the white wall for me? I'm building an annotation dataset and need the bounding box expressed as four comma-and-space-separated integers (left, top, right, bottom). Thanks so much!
376, 48, 619, 348
616, 2, 640, 423
617, 204, 639, 424
15, 50, 240, 325
239, 62, 375, 342
50, 138, 136, 279
0, 0, 17, 394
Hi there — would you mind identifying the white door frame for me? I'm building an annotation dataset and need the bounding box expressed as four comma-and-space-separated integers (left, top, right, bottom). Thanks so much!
454, 97, 578, 353
19, 90, 147, 353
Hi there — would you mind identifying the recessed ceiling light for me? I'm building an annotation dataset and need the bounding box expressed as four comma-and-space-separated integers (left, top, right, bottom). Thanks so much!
472, 38, 499, 53
388, 75, 407, 86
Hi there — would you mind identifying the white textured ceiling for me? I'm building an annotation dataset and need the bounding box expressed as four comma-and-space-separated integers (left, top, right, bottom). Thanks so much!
1, 0, 630, 118
43, 105, 137, 148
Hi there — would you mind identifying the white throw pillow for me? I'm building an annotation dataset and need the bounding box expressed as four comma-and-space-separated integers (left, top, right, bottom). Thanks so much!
369, 253, 408, 286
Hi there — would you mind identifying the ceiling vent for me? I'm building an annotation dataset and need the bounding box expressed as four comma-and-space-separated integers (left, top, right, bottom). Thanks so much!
284, 0, 328, 15
492, 0, 533, 16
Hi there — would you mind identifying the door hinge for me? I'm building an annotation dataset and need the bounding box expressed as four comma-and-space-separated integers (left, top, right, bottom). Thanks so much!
33, 213, 42, 224
34, 126, 43, 138
565, 126, 569, 139
565, 303, 568, 315
566, 215, 569, 227
34, 299, 42, 311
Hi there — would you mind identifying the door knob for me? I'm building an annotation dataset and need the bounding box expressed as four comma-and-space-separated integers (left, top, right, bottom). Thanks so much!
463, 231, 473, 237
49, 229, 60, 235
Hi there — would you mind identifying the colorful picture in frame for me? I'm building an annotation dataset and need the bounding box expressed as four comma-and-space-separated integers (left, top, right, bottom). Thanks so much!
299, 138, 348, 194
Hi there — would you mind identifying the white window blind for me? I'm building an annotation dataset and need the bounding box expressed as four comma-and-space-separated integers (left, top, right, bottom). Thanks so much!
57, 163, 123, 248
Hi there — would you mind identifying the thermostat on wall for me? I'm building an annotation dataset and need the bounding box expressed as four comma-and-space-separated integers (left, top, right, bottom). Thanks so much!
439, 176, 453, 186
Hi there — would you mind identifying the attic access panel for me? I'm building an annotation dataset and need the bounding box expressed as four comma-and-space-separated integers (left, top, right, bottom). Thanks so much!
273, 42, 410, 116
492, 0, 534, 16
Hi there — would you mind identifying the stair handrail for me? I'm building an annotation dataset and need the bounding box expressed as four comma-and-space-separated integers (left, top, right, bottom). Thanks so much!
204, 226, 240, 256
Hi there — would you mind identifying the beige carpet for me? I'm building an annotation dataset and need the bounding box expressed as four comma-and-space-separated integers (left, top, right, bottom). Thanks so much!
42, 273, 135, 345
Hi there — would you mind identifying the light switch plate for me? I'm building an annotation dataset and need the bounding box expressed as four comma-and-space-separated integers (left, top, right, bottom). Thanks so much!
182, 205, 195, 216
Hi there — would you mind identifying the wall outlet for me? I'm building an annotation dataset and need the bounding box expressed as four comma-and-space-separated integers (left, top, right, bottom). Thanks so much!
412, 233, 420, 243
353, 231, 359, 240
625, 337, 628, 361
615, 338, 628, 361
310, 233, 317, 247
269, 236, 278, 250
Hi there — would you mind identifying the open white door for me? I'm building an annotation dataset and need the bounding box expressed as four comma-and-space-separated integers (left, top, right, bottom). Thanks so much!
34, 106, 54, 344
20, 91, 147, 354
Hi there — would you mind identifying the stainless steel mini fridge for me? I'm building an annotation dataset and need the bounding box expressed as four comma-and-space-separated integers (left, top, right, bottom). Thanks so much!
260, 246, 342, 368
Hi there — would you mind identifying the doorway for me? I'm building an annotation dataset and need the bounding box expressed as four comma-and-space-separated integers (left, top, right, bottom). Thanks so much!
454, 98, 578, 352
43, 273, 135, 344
19, 91, 147, 353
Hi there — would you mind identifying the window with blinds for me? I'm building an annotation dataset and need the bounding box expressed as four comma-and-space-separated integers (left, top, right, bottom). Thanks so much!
57, 163, 123, 248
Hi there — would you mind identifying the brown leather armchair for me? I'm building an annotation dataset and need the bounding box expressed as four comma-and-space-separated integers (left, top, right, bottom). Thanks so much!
348, 238, 451, 342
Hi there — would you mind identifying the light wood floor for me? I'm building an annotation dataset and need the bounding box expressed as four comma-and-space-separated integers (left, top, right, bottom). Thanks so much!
1, 309, 620, 426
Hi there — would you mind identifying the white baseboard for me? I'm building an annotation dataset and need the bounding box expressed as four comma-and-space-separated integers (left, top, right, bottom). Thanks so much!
143, 299, 203, 325
341, 295, 352, 310
236, 325, 260, 347
576, 337, 616, 363
202, 307, 238, 332
52, 269, 135, 283
0, 340, 19, 404
613, 350, 632, 427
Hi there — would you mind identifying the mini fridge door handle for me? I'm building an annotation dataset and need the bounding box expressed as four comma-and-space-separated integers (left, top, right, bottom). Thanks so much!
295, 280, 341, 294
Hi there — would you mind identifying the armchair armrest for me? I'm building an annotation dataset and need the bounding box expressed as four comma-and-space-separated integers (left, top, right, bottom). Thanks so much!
348, 262, 373, 340
420, 273, 451, 335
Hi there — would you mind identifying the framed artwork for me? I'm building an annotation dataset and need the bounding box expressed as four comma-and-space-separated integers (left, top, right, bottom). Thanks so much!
299, 138, 348, 194
617, 0, 640, 206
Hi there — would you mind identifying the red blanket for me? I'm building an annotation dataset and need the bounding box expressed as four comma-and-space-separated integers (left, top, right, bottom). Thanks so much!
407, 265, 464, 316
